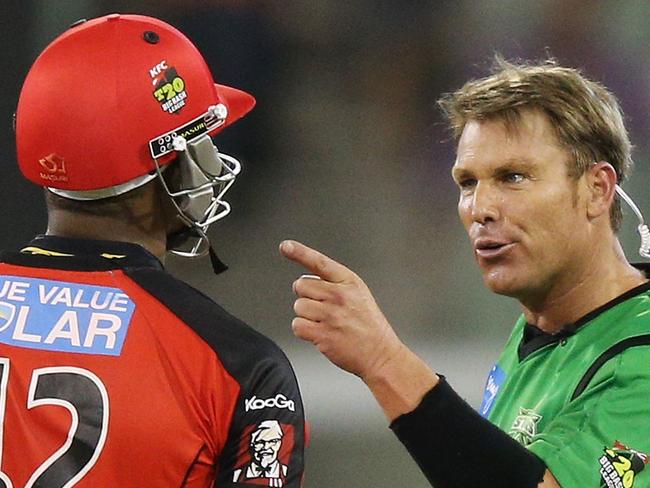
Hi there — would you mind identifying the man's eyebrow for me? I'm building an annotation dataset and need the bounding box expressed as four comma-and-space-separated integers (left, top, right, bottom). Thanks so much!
498, 157, 538, 169
452, 158, 537, 178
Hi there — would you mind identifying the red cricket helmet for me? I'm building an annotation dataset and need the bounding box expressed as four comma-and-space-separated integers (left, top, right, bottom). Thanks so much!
16, 13, 255, 192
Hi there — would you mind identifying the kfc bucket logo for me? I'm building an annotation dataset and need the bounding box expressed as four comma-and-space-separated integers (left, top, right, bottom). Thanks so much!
233, 420, 294, 487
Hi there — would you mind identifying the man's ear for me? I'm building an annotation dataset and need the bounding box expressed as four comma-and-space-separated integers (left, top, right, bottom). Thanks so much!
585, 161, 617, 221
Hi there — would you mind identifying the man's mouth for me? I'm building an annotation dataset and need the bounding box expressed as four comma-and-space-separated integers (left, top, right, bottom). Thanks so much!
474, 239, 515, 259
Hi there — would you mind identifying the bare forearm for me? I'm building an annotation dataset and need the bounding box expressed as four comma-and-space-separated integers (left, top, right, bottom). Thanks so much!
541, 470, 561, 487
363, 343, 439, 421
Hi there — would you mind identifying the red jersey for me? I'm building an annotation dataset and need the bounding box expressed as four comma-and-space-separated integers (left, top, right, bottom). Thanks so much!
0, 236, 305, 487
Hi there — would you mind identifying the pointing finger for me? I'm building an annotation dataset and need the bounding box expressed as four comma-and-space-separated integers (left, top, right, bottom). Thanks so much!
280, 240, 351, 283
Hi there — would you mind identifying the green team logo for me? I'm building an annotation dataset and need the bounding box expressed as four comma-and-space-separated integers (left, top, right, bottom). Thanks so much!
508, 408, 542, 446
599, 442, 649, 488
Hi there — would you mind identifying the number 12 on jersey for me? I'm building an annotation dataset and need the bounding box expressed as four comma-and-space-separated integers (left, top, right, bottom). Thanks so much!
0, 358, 109, 488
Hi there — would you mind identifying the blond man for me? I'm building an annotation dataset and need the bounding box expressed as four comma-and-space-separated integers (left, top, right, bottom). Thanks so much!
282, 59, 650, 488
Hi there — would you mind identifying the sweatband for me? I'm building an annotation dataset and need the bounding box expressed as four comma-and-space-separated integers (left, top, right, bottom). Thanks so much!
390, 376, 546, 487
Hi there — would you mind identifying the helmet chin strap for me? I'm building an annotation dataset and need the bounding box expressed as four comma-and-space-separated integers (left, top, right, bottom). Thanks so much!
166, 227, 228, 274
615, 185, 650, 259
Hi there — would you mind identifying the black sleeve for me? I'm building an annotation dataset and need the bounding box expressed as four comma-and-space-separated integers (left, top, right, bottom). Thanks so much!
214, 345, 305, 488
390, 377, 546, 488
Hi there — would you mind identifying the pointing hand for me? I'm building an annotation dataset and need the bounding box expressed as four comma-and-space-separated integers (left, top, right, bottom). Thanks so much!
279, 240, 403, 381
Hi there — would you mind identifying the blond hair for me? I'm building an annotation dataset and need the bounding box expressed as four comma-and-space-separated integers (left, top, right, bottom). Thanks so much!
438, 57, 632, 230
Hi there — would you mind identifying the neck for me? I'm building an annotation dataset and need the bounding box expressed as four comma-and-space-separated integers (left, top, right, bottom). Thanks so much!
521, 239, 647, 333
46, 209, 168, 262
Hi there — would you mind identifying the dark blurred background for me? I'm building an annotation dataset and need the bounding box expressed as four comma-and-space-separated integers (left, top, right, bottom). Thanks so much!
2, 1, 650, 486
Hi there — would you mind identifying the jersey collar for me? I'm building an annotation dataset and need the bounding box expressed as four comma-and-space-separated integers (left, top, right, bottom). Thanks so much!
518, 264, 650, 361
0, 235, 163, 271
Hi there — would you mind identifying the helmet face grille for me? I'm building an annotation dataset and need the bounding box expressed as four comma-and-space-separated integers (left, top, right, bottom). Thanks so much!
156, 135, 241, 257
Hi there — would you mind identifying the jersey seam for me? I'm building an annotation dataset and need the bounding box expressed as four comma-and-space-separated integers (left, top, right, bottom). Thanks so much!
122, 270, 242, 455
530, 353, 624, 482
571, 335, 650, 400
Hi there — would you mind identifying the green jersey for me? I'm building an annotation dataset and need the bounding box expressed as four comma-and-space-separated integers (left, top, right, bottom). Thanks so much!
479, 281, 650, 488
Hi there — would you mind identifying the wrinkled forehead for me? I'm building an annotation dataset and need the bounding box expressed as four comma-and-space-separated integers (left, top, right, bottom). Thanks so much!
457, 108, 562, 148
452, 110, 570, 173
456, 109, 565, 158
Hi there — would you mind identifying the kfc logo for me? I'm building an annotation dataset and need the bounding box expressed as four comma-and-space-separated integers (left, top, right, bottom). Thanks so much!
149, 60, 169, 81
233, 420, 294, 487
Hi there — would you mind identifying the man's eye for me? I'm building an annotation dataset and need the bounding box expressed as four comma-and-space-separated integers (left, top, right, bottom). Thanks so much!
504, 173, 525, 184
458, 178, 477, 190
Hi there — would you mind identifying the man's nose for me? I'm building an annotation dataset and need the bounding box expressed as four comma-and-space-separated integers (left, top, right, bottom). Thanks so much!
470, 181, 500, 224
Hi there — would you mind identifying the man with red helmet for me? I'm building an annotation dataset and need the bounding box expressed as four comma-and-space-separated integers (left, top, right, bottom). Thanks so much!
1, 14, 305, 487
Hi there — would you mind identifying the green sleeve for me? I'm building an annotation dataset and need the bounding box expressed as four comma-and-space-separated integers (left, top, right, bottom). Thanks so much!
528, 347, 650, 488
